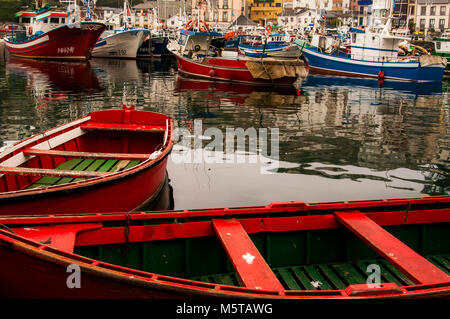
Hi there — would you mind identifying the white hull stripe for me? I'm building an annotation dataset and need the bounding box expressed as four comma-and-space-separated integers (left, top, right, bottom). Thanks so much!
309, 65, 437, 82
5, 35, 50, 49
303, 48, 421, 68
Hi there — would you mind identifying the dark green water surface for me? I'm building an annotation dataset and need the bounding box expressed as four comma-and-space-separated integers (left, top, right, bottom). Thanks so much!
0, 54, 449, 210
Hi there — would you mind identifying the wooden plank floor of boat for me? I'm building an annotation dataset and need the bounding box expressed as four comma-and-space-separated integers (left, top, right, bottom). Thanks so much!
189, 254, 450, 290
27, 158, 142, 189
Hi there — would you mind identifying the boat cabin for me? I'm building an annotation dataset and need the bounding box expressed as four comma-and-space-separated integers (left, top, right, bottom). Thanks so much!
176, 30, 223, 59
349, 31, 405, 62
13, 5, 73, 38
434, 37, 450, 55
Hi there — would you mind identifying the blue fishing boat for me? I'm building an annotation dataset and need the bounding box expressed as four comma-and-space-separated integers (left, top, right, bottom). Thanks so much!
296, 0, 447, 82
238, 34, 300, 58
137, 31, 169, 58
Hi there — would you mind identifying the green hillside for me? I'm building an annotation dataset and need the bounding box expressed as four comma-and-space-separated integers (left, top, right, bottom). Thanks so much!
0, 1, 27, 22
0, 1, 64, 22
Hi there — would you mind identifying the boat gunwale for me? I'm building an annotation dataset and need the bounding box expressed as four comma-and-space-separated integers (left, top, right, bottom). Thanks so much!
1, 195, 449, 224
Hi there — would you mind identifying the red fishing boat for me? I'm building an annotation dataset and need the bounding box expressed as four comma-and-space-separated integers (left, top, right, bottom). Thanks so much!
167, 29, 307, 85
0, 105, 173, 215
3, 3, 106, 60
0, 195, 448, 299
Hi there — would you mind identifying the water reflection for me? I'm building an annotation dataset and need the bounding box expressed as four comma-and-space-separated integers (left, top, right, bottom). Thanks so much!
0, 56, 449, 210
7, 57, 103, 94
303, 75, 443, 96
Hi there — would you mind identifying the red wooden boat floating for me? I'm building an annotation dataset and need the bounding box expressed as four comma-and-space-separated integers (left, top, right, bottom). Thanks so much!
0, 195, 448, 299
167, 30, 307, 86
0, 105, 173, 215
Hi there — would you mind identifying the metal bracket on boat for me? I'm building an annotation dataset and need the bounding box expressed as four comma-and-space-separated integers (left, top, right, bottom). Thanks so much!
344, 283, 403, 297
163, 119, 169, 146
122, 104, 136, 110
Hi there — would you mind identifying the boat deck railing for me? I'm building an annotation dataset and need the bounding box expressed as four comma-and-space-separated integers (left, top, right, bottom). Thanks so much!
7, 31, 44, 43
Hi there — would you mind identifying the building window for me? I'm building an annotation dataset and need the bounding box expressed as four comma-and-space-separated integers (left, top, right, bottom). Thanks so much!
439, 18, 445, 30
223, 11, 228, 21
430, 18, 435, 29
420, 6, 426, 15
431, 6, 436, 15
410, 6, 414, 15
440, 6, 446, 15
223, 0, 228, 9
419, 18, 425, 29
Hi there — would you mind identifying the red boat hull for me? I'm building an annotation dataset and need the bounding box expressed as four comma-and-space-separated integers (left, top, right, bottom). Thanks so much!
174, 52, 298, 85
0, 107, 173, 215
0, 195, 449, 299
4, 22, 106, 60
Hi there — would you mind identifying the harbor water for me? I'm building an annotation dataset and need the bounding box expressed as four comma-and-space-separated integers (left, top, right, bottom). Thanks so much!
0, 53, 449, 210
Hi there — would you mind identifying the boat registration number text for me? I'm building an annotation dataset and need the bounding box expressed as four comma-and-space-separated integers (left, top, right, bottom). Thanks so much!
57, 46, 75, 54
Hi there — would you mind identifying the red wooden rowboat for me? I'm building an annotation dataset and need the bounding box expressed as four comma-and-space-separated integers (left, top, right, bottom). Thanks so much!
0, 195, 448, 299
0, 105, 173, 215
167, 30, 307, 85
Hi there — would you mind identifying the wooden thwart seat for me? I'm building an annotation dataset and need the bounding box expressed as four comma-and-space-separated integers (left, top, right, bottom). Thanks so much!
335, 211, 450, 285
80, 122, 166, 133
212, 219, 284, 292
0, 166, 108, 178
23, 148, 151, 161
12, 223, 101, 253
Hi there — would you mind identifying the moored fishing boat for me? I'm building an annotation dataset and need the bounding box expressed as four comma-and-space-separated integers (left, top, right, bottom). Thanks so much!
433, 29, 450, 70
296, 0, 446, 82
238, 33, 301, 58
92, 28, 149, 59
92, 1, 149, 59
0, 195, 449, 298
0, 105, 173, 215
137, 32, 170, 58
167, 28, 307, 85
3, 2, 106, 60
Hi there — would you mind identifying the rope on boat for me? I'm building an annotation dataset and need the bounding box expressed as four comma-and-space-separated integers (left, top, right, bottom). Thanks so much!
122, 212, 131, 257
259, 38, 275, 87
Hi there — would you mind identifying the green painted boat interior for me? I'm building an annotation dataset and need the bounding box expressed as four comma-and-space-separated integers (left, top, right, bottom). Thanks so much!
27, 158, 142, 189
74, 222, 450, 290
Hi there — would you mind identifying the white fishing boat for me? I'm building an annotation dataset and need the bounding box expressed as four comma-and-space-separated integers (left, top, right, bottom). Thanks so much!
92, 1, 149, 59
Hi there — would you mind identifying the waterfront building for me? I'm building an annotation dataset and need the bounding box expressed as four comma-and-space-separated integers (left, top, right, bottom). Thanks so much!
191, 0, 245, 26
277, 8, 319, 30
415, 0, 450, 34
248, 0, 284, 26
